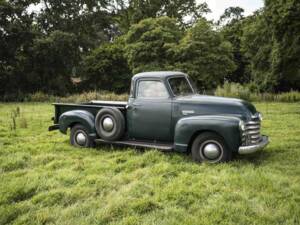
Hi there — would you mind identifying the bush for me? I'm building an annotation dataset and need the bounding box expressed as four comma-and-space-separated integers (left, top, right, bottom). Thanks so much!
58, 91, 128, 103
0, 91, 129, 103
2, 88, 300, 103
26, 92, 57, 102
215, 82, 251, 101
262, 91, 300, 102
215, 82, 300, 102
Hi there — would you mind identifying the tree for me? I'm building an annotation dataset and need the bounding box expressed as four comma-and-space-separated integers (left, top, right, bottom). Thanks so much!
219, 7, 249, 83
0, 0, 37, 97
36, 0, 113, 51
264, 0, 300, 91
125, 17, 182, 74
27, 31, 81, 94
241, 11, 276, 92
174, 18, 236, 90
81, 37, 132, 93
112, 0, 210, 33
241, 1, 300, 92
218, 6, 244, 26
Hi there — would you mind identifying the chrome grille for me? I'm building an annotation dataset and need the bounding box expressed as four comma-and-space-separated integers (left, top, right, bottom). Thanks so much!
241, 117, 262, 146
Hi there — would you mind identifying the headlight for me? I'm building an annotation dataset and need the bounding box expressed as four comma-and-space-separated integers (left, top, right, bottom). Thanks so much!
239, 120, 246, 131
258, 112, 263, 121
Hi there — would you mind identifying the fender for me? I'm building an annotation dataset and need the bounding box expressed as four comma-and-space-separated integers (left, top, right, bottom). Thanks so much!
58, 110, 96, 138
174, 115, 241, 153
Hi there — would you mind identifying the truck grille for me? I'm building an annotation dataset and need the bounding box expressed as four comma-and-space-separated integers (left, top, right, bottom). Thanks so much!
241, 116, 262, 146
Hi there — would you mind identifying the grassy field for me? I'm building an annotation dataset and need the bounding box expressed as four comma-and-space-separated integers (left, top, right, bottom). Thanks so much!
0, 102, 299, 225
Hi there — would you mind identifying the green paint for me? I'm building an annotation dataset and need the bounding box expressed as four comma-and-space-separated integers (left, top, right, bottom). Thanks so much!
52, 72, 267, 153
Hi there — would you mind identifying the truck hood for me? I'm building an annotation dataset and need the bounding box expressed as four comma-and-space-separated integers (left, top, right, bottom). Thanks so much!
174, 94, 257, 120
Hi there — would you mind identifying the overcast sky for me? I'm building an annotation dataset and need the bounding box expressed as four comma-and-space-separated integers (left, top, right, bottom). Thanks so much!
199, 0, 264, 21
28, 0, 264, 22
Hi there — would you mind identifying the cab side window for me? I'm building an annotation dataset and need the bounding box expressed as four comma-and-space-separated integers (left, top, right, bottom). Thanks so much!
137, 80, 169, 98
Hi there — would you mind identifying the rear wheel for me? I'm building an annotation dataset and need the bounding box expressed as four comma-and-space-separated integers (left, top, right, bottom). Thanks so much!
70, 124, 94, 148
191, 132, 232, 163
95, 108, 125, 141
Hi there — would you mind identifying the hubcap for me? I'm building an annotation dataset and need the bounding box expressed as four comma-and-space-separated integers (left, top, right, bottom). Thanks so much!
202, 143, 221, 160
102, 117, 114, 132
76, 132, 87, 146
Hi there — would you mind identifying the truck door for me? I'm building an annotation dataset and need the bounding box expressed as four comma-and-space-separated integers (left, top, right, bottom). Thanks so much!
127, 79, 172, 142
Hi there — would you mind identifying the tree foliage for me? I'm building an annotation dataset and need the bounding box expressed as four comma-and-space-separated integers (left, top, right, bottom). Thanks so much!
82, 38, 131, 93
0, 0, 300, 99
0, 0, 36, 96
219, 7, 249, 84
218, 6, 244, 26
241, 11, 276, 91
37, 0, 112, 48
112, 0, 210, 32
27, 31, 81, 94
264, 0, 300, 91
174, 19, 236, 90
125, 17, 182, 74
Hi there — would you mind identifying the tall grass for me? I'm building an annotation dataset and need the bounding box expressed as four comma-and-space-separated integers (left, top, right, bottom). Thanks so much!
215, 82, 300, 102
2, 86, 300, 103
0, 103, 299, 225
25, 91, 129, 103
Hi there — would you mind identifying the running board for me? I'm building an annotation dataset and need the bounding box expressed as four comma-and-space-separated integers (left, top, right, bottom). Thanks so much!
95, 139, 173, 151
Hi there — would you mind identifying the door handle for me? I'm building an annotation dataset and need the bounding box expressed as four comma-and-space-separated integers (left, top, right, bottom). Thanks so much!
126, 104, 140, 111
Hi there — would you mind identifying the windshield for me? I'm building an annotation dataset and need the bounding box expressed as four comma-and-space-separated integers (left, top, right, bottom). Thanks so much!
168, 76, 194, 96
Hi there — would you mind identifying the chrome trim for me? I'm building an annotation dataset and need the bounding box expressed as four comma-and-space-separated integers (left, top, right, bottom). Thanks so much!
241, 116, 262, 146
76, 132, 87, 146
202, 143, 221, 159
243, 130, 260, 135
199, 140, 224, 163
250, 134, 261, 139
102, 117, 114, 131
245, 125, 260, 130
238, 136, 269, 154
246, 120, 260, 125
175, 143, 188, 147
182, 110, 195, 115
239, 120, 246, 131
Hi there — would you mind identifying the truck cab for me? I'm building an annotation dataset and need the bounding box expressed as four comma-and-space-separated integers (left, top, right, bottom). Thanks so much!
49, 71, 269, 163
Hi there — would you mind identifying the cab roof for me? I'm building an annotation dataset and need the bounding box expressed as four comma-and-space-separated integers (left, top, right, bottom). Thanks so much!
132, 71, 186, 80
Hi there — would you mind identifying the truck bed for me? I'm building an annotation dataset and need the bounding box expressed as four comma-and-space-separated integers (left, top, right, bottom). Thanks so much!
52, 100, 127, 123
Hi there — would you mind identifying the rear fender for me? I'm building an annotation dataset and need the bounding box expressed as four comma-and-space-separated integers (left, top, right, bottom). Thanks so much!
58, 110, 96, 138
174, 115, 241, 153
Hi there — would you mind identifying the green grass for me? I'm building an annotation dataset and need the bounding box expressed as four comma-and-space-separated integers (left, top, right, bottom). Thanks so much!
0, 102, 299, 225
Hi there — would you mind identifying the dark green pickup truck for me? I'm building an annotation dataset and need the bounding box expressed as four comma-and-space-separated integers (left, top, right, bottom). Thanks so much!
49, 71, 269, 163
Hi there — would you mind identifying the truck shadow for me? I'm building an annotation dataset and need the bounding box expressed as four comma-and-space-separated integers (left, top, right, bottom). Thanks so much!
232, 150, 273, 166
94, 142, 274, 166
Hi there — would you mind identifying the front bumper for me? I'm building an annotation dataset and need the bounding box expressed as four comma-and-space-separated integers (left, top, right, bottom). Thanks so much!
238, 135, 269, 155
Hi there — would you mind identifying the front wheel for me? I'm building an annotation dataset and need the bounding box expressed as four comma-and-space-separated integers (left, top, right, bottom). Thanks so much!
191, 132, 232, 163
70, 124, 95, 148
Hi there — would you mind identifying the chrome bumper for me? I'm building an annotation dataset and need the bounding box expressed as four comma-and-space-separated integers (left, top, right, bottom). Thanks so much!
238, 135, 269, 155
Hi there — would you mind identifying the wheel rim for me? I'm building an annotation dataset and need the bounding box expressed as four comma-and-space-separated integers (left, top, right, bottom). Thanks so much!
102, 117, 114, 132
75, 131, 87, 146
200, 140, 223, 162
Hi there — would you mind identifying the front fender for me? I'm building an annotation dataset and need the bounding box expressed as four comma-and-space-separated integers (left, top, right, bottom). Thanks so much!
174, 115, 241, 153
58, 110, 96, 137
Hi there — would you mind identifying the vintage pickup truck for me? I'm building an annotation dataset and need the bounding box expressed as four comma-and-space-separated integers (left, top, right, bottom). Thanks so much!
49, 71, 269, 163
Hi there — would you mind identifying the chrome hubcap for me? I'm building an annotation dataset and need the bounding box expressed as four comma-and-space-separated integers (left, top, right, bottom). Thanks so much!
76, 132, 87, 146
102, 117, 114, 132
202, 143, 221, 160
